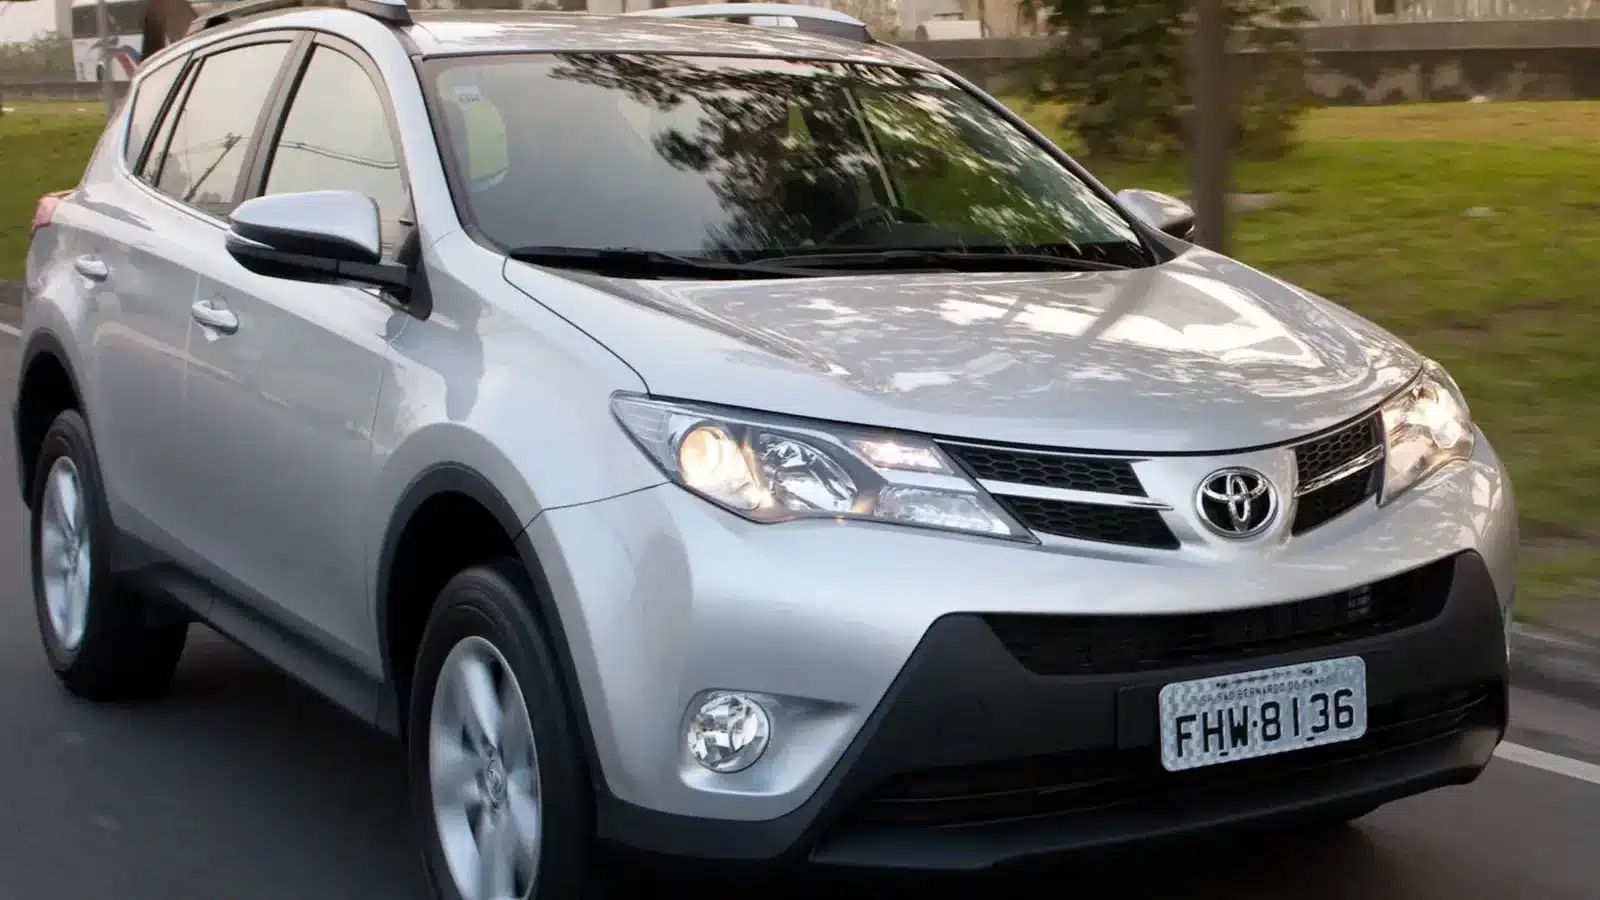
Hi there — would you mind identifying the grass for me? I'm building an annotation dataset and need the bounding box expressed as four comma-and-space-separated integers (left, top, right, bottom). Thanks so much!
3, 98, 1597, 622
0, 102, 107, 280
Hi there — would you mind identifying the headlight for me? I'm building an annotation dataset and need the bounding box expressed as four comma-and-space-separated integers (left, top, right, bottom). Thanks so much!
611, 394, 1034, 541
1379, 360, 1475, 504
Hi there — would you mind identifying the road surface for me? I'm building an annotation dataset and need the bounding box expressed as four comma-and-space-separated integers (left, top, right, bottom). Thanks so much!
0, 314, 1595, 900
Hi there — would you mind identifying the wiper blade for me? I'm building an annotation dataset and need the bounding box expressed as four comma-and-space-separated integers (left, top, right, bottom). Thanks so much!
507, 246, 820, 279
756, 248, 1129, 272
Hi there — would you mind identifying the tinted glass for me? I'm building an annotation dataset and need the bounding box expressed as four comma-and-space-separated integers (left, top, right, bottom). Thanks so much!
263, 46, 408, 254
124, 55, 183, 169
151, 41, 289, 217
424, 54, 1145, 265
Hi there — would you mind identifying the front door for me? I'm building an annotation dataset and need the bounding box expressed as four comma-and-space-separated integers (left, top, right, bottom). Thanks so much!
180, 36, 412, 679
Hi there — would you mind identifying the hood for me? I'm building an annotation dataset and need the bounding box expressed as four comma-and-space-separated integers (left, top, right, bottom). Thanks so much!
502, 247, 1421, 453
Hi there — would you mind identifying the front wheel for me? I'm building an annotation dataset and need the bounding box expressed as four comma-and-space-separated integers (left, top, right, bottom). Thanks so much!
408, 560, 594, 900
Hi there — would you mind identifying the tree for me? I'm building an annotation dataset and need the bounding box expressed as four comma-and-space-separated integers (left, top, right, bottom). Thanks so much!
1029, 0, 1315, 163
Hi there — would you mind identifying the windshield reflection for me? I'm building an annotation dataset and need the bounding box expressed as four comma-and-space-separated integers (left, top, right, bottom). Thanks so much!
424, 52, 1148, 266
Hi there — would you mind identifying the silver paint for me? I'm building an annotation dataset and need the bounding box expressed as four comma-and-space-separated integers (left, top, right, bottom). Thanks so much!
1115, 188, 1196, 236
228, 190, 385, 263
504, 254, 1423, 453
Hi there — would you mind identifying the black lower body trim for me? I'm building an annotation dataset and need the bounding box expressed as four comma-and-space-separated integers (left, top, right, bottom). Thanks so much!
596, 551, 1509, 870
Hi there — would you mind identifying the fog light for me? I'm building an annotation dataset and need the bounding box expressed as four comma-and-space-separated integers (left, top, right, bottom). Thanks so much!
686, 692, 771, 773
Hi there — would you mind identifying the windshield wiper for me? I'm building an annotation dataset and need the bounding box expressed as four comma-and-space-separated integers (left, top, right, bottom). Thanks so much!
754, 247, 1130, 272
507, 246, 821, 280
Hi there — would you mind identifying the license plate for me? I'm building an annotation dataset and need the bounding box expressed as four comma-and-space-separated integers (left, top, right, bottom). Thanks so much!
1158, 656, 1368, 773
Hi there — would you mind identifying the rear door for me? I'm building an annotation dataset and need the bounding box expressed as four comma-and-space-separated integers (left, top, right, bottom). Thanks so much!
66, 39, 298, 562
107, 33, 301, 562
58, 49, 192, 554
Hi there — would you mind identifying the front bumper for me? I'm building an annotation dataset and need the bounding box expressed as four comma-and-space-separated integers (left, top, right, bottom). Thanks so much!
598, 551, 1507, 869
528, 435, 1515, 869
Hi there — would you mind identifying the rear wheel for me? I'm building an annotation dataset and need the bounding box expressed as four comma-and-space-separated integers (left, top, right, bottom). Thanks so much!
408, 560, 594, 900
30, 409, 188, 701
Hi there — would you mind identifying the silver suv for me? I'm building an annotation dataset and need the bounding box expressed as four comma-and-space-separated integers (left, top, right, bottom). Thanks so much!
17, 2, 1516, 897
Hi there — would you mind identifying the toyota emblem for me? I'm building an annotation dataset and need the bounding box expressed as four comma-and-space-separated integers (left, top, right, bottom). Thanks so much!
1195, 467, 1278, 538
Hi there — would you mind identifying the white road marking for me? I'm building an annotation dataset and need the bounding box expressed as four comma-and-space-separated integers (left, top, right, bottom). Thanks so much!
1497, 741, 1600, 786
0, 322, 19, 338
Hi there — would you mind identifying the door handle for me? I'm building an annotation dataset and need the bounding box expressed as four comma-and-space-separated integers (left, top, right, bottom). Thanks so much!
73, 255, 108, 282
191, 298, 239, 335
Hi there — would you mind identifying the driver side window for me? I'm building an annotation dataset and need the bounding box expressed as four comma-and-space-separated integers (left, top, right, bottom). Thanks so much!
262, 45, 409, 256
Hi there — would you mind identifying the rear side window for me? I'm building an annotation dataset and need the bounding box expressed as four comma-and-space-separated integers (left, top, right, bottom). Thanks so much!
148, 40, 291, 217
124, 56, 185, 169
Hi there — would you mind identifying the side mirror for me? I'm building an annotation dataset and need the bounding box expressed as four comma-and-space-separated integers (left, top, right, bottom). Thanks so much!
225, 190, 409, 294
1115, 188, 1196, 240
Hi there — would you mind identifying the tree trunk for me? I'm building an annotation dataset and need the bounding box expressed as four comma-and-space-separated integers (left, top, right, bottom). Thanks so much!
1189, 0, 1231, 254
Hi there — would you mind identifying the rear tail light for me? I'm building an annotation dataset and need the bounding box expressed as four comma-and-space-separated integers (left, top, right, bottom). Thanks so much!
31, 190, 74, 234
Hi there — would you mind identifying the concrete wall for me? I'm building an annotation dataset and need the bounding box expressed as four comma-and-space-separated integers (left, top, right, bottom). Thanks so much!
895, 19, 1600, 103
1301, 0, 1599, 26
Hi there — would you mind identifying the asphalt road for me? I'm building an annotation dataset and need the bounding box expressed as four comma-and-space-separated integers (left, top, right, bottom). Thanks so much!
0, 317, 1597, 900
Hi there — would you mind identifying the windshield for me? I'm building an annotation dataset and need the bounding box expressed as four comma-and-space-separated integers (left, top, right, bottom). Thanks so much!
422, 53, 1150, 267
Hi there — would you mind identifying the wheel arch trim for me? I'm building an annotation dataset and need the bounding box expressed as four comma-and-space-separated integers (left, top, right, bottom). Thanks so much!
373, 462, 605, 779
14, 328, 89, 505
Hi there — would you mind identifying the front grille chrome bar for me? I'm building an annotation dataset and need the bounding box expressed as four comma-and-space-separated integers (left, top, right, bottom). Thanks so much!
975, 479, 1174, 511
1293, 445, 1384, 497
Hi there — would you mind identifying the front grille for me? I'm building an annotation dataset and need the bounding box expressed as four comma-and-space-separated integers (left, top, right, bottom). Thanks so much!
939, 440, 1178, 550
994, 496, 1180, 550
1292, 416, 1383, 534
942, 443, 1146, 497
846, 682, 1494, 830
983, 555, 1454, 677
939, 411, 1386, 549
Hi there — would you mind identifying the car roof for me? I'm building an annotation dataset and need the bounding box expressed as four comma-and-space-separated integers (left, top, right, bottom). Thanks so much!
401, 10, 927, 68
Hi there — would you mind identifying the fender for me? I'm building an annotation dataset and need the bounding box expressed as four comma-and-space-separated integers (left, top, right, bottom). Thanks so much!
372, 462, 604, 776
14, 327, 88, 505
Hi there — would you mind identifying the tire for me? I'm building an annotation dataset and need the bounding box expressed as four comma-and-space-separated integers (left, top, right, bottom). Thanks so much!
30, 409, 188, 701
408, 559, 593, 900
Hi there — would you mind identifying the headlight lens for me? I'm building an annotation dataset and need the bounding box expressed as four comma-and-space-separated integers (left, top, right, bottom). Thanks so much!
1379, 361, 1475, 504
611, 394, 1034, 541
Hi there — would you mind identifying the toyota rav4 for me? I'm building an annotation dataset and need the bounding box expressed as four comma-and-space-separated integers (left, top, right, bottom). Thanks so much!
16, 2, 1516, 898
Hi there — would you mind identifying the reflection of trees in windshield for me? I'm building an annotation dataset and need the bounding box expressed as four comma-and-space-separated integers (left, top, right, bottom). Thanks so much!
455, 53, 1143, 261
544, 53, 882, 253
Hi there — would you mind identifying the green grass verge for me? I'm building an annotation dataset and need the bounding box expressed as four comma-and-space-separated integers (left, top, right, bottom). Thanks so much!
3, 99, 1596, 621
0, 102, 107, 282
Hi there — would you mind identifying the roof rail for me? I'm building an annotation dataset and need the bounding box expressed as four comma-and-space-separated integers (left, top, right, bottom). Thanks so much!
628, 3, 872, 43
186, 0, 410, 35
